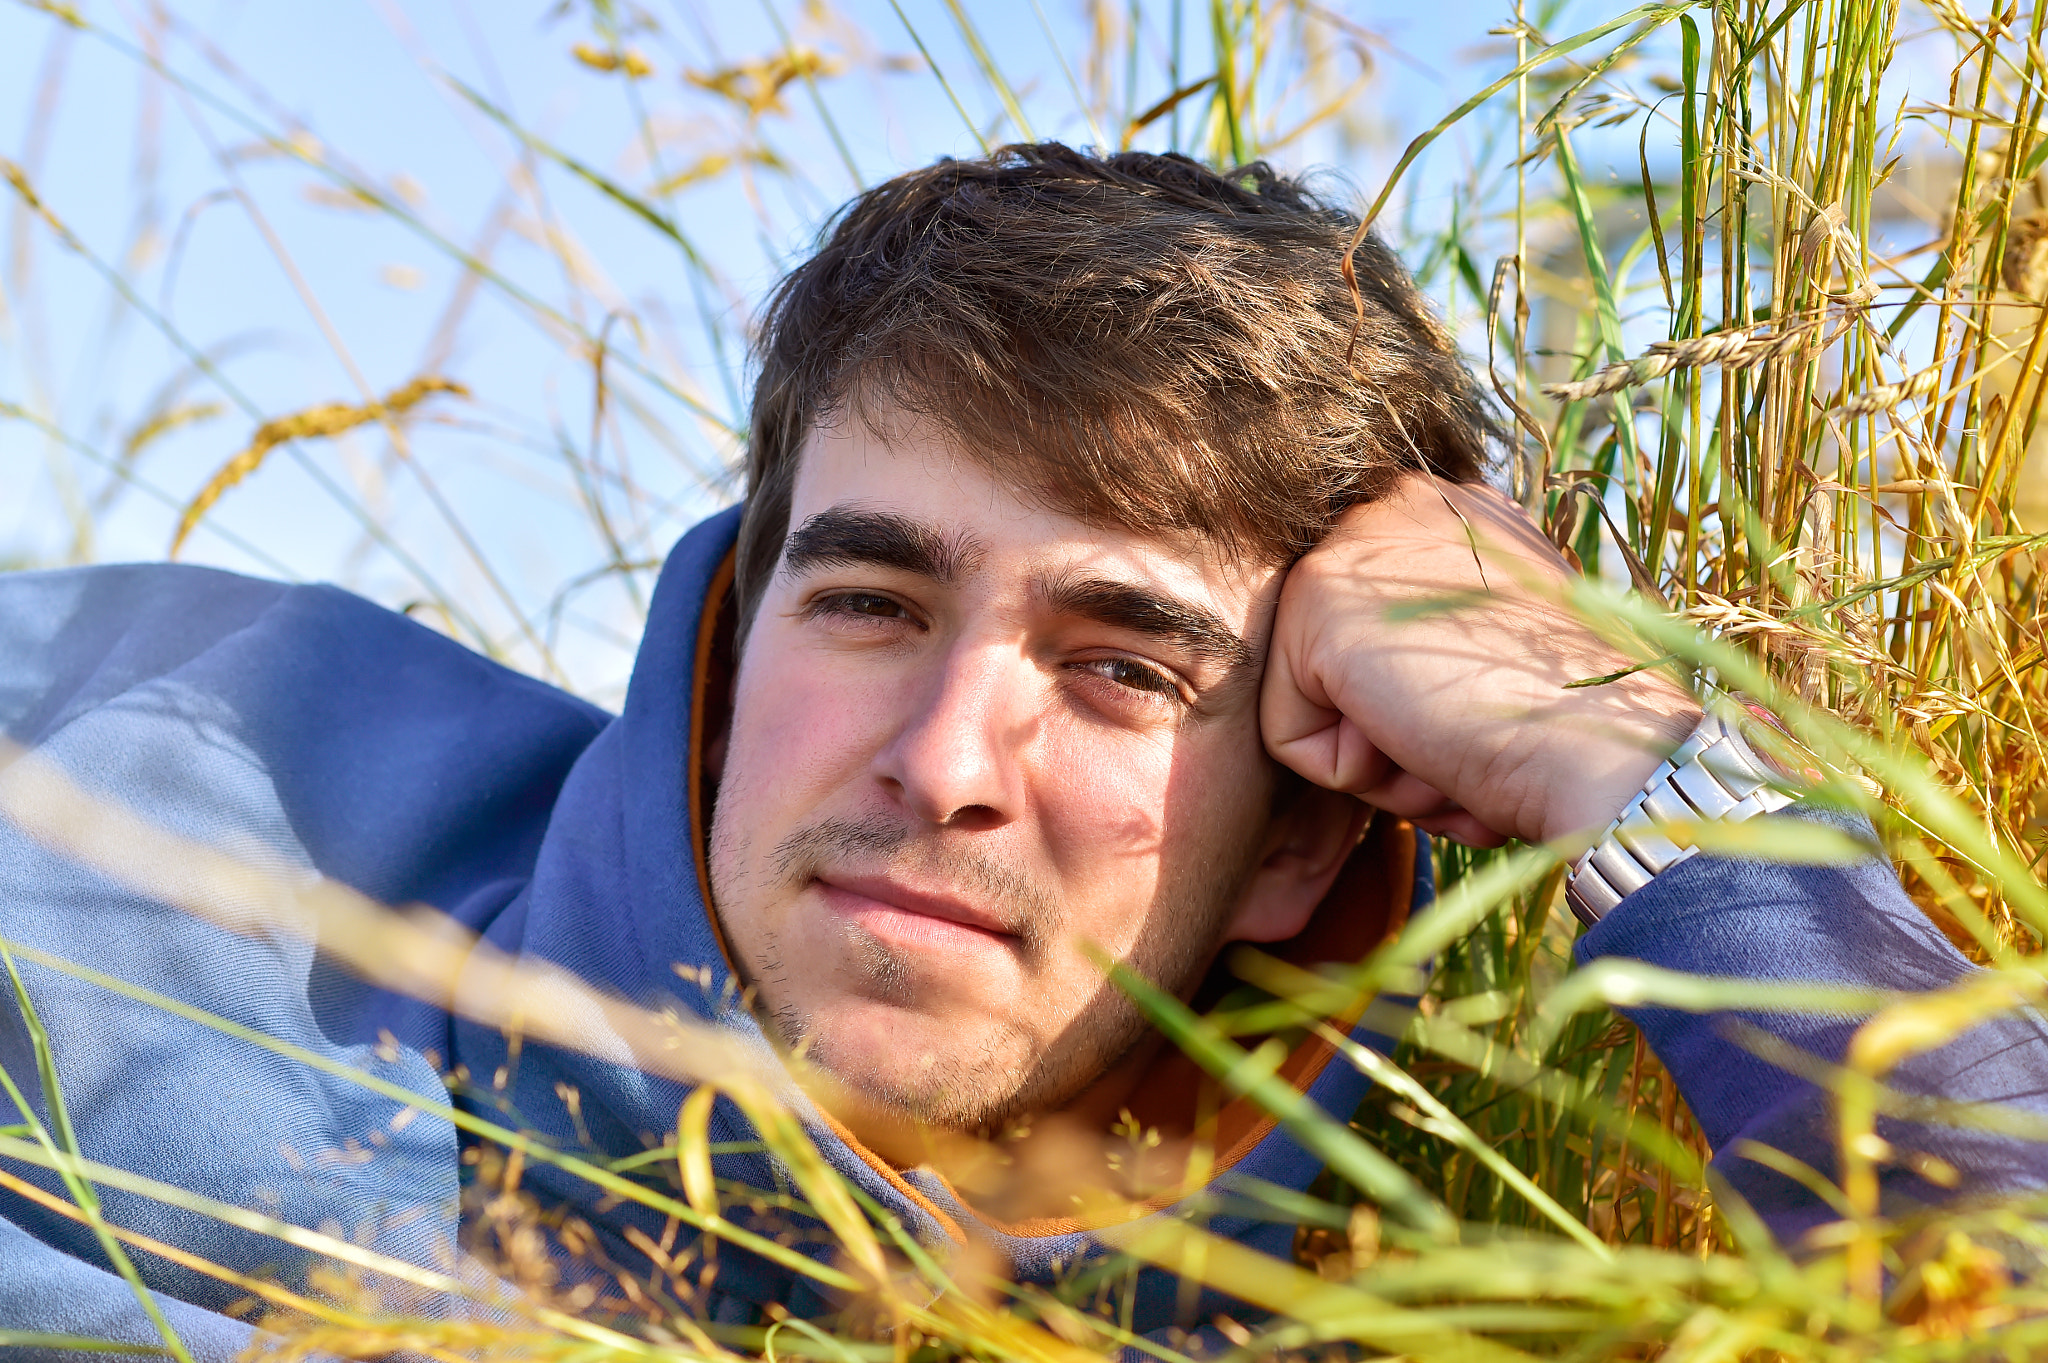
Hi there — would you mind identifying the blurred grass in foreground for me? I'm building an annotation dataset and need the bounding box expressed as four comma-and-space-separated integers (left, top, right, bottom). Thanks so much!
11, 0, 2048, 1356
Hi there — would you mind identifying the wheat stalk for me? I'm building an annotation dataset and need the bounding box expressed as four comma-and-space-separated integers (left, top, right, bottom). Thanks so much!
1542, 317, 1830, 403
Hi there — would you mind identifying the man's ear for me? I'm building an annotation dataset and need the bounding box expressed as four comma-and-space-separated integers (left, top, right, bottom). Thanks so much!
1222, 783, 1371, 944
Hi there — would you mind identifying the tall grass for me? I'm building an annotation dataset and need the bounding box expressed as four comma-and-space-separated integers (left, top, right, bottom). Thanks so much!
9, 0, 2048, 1356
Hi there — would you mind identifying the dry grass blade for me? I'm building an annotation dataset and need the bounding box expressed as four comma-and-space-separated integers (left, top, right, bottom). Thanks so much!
168, 376, 468, 559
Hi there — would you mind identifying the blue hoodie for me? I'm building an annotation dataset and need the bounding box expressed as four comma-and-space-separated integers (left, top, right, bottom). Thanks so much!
0, 506, 1437, 1354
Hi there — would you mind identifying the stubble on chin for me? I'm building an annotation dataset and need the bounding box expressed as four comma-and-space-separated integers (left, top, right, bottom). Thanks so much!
750, 901, 1039, 1130
844, 920, 917, 1006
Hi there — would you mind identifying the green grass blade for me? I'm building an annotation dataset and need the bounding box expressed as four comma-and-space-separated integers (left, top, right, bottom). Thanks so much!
1316, 1024, 1611, 1257
939, 0, 1037, 142
886, 0, 990, 154
0, 938, 193, 1363
1353, 3, 1695, 233
757, 0, 864, 190
1554, 123, 1643, 478
1027, 0, 1106, 149
1095, 950, 1459, 1242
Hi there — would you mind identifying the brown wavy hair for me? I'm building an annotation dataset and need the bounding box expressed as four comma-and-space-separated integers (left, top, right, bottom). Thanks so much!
735, 142, 1494, 636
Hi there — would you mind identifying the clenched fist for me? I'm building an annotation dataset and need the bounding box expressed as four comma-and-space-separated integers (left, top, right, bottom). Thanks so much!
1262, 475, 1702, 848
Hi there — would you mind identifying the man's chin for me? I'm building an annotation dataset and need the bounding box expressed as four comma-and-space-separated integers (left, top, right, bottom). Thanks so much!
793, 997, 1031, 1131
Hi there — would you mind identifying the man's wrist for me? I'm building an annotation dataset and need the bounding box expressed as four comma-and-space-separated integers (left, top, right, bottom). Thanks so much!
1535, 693, 1705, 844
1562, 697, 1815, 924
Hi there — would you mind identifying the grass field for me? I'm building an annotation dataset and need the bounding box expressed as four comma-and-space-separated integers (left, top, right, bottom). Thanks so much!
8, 0, 2048, 1356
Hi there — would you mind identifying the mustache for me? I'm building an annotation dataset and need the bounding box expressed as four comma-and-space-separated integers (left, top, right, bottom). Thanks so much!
770, 815, 1058, 948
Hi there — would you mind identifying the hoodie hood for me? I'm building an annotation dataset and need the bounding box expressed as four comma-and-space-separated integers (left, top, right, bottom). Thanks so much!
0, 505, 1429, 1346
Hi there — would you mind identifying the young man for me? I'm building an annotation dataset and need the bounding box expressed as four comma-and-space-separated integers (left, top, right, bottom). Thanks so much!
0, 144, 2042, 1354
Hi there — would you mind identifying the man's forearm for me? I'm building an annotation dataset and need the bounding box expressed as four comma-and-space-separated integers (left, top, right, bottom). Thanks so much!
1576, 803, 2048, 1247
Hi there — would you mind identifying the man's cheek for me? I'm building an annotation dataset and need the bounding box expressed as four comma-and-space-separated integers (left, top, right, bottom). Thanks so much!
1035, 727, 1173, 926
1046, 723, 1265, 898
733, 660, 897, 799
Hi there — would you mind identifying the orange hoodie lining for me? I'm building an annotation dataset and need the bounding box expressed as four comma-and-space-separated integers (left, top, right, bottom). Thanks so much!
688, 550, 736, 966
684, 541, 1418, 1244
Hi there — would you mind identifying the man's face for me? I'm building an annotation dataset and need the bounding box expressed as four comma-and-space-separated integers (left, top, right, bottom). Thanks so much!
709, 412, 1348, 1132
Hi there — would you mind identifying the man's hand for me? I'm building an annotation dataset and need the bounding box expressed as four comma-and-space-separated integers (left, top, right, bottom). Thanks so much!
1262, 475, 1702, 848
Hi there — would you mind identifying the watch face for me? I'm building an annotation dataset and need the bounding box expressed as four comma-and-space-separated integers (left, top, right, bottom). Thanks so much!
1729, 699, 1826, 787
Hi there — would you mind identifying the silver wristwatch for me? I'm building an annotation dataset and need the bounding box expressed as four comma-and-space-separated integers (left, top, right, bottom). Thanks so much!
1565, 698, 1816, 926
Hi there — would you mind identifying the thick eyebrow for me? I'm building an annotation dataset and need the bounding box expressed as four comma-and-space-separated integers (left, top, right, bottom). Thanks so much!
1039, 573, 1255, 670
781, 506, 978, 584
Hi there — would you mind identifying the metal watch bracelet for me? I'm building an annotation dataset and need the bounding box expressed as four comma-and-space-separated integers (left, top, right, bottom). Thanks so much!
1564, 699, 1809, 926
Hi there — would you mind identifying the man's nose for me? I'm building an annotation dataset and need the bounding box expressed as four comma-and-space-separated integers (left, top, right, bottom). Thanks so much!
871, 640, 1029, 830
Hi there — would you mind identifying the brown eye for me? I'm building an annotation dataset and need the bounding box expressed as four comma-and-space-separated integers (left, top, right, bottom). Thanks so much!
812, 592, 908, 620
1086, 657, 1179, 697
